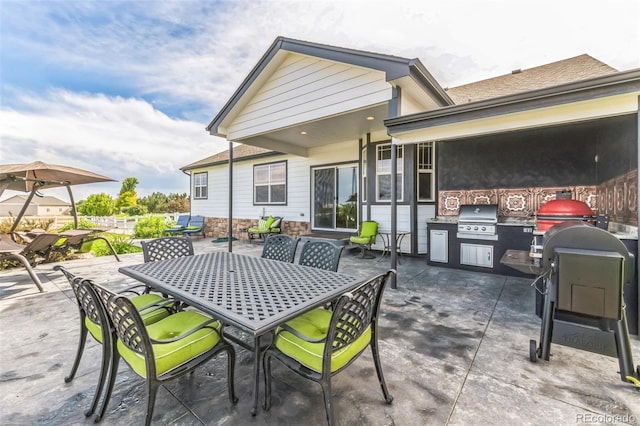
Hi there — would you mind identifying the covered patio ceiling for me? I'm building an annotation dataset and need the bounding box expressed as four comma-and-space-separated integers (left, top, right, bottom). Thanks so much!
233, 103, 389, 156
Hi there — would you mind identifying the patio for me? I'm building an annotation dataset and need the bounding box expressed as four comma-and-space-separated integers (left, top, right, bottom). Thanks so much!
1, 238, 639, 425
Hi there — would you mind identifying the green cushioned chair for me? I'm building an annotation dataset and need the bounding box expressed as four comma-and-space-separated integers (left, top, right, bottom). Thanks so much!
263, 270, 395, 425
83, 280, 237, 426
247, 215, 283, 243
349, 221, 378, 258
54, 265, 174, 420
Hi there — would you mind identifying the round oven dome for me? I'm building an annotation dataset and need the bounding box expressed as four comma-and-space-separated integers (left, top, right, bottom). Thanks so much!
536, 199, 595, 232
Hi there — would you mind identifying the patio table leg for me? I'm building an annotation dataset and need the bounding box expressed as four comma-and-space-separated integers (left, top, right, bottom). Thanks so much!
251, 335, 261, 416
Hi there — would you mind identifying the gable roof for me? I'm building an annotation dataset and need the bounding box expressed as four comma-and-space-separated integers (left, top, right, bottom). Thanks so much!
181, 145, 279, 171
206, 36, 452, 137
446, 54, 617, 104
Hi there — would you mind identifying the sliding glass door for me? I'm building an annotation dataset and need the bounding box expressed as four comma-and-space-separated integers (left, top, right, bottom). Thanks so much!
312, 164, 358, 231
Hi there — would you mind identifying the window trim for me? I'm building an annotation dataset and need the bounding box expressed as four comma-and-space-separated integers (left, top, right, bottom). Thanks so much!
375, 143, 403, 202
193, 172, 208, 200
417, 141, 436, 202
253, 160, 288, 205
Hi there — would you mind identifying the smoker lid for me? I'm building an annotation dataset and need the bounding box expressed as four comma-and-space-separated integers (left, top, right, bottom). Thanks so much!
458, 204, 498, 222
541, 221, 634, 281
536, 199, 594, 217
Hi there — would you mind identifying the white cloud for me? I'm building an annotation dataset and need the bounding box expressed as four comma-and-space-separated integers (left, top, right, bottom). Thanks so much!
0, 89, 227, 200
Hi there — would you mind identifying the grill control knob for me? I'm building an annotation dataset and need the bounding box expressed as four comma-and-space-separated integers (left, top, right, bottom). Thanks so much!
481, 226, 486, 231
473, 226, 478, 231
466, 226, 471, 231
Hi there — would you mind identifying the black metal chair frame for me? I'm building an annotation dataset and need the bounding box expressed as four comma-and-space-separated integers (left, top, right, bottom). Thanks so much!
55, 265, 175, 422
261, 234, 299, 263
263, 270, 395, 425
298, 240, 344, 272
84, 280, 238, 426
141, 236, 194, 263
247, 216, 283, 243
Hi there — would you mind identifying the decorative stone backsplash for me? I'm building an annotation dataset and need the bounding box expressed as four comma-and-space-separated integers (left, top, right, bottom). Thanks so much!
438, 186, 597, 218
597, 169, 637, 226
438, 168, 637, 226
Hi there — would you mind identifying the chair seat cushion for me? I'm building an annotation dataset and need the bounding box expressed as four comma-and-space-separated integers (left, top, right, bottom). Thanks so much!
350, 236, 371, 244
85, 293, 170, 342
248, 227, 268, 233
274, 308, 371, 373
117, 311, 221, 378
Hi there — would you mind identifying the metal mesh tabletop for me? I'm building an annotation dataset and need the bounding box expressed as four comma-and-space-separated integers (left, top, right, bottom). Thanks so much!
119, 252, 362, 335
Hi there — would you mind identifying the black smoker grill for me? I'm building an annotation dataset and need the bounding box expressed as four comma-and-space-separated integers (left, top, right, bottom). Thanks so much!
529, 221, 639, 385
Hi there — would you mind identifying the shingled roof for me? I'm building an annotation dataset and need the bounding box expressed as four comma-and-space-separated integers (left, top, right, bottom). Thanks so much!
181, 144, 278, 171
445, 54, 617, 104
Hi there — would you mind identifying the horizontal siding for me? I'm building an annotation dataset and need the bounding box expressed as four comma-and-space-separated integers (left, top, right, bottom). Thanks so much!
191, 141, 359, 225
227, 53, 391, 140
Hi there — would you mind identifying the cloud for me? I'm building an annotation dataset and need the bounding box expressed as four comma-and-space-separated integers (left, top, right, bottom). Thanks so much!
0, 89, 227, 200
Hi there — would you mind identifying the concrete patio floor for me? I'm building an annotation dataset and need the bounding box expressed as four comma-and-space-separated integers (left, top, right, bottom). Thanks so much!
1, 238, 639, 425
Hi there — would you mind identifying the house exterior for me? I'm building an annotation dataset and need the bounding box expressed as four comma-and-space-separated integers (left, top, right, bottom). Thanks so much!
0, 194, 71, 216
183, 37, 638, 251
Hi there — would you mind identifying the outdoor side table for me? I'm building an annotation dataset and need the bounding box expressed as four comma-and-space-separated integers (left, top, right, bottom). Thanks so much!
377, 230, 410, 263
119, 251, 362, 416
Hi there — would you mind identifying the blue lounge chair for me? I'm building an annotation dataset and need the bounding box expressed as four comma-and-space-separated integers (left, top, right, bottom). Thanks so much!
181, 215, 205, 238
165, 215, 190, 235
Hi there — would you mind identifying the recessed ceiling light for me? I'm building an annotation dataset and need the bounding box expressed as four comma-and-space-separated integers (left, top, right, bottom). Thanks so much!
300, 131, 307, 135
366, 116, 375, 121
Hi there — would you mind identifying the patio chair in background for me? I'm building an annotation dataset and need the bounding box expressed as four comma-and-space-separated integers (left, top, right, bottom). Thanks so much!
247, 215, 283, 243
0, 232, 65, 292
181, 215, 205, 238
164, 215, 190, 235
53, 228, 121, 262
349, 221, 378, 258
141, 236, 194, 263
298, 240, 343, 272
83, 279, 237, 425
54, 266, 174, 421
261, 234, 298, 263
263, 270, 395, 425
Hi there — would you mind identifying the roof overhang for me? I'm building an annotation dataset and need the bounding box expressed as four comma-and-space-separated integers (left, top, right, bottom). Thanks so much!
386, 69, 640, 144
206, 37, 452, 155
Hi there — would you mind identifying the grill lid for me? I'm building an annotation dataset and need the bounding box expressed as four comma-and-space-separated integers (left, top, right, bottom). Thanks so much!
458, 204, 498, 223
536, 199, 594, 218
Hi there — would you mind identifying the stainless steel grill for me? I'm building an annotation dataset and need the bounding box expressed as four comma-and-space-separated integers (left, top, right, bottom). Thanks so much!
457, 204, 498, 240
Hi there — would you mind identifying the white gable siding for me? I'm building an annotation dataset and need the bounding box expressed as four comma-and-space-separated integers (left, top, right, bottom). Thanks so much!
227, 53, 391, 141
191, 140, 359, 224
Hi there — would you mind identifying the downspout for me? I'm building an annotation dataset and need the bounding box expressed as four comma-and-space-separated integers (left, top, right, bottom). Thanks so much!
228, 141, 234, 253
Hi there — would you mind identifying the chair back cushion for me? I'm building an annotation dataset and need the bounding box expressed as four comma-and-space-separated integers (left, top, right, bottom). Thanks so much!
142, 237, 194, 262
360, 221, 378, 239
298, 241, 343, 272
262, 234, 298, 262
176, 215, 190, 227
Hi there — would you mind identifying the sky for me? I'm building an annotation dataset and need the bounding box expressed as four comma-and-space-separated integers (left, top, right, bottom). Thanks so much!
1, 0, 639, 203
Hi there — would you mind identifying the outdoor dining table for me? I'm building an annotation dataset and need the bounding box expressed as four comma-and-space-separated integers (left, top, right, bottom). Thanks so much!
118, 251, 363, 415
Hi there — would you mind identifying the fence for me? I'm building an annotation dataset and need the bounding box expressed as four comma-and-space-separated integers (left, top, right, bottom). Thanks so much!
1, 213, 185, 235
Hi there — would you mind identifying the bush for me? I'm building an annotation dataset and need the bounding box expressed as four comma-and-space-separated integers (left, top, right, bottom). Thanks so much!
133, 216, 169, 238
92, 234, 141, 256
122, 205, 148, 216
57, 218, 98, 232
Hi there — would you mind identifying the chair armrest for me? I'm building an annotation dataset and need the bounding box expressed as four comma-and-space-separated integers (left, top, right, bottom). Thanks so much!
148, 318, 220, 344
136, 298, 176, 316
278, 321, 328, 344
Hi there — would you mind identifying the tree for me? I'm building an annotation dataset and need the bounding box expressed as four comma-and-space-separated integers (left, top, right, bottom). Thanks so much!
167, 197, 190, 213
77, 193, 116, 216
116, 177, 139, 211
139, 192, 169, 213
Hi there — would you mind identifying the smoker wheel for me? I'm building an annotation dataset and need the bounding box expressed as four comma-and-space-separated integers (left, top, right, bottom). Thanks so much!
529, 340, 538, 362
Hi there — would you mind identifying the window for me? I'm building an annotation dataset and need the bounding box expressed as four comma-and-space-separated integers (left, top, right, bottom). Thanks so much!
194, 172, 208, 199
361, 147, 367, 202
254, 161, 287, 204
417, 142, 435, 201
376, 144, 403, 201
